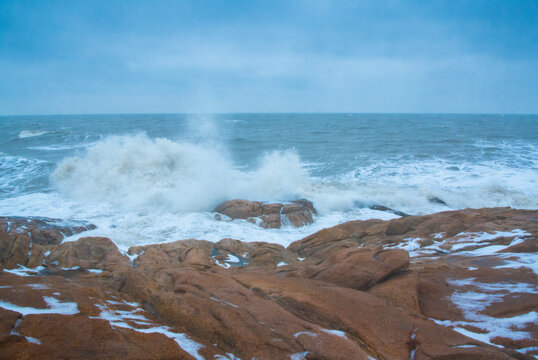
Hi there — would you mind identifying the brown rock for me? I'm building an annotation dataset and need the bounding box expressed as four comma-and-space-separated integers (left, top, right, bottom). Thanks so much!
0, 217, 95, 269
0, 208, 536, 359
1, 314, 195, 360
0, 308, 20, 337
385, 217, 412, 235
214, 199, 317, 228
302, 247, 409, 290
0, 216, 95, 246
247, 243, 291, 266
368, 271, 421, 313
45, 236, 126, 270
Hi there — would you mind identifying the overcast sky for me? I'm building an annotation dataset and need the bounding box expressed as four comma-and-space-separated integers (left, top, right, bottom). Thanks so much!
1, 0, 537, 114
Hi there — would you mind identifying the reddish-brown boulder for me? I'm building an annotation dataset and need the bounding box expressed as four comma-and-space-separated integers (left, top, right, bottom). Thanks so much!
214, 199, 316, 228
0, 217, 95, 269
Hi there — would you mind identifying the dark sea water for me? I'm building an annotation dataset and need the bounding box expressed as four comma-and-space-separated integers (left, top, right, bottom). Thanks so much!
1, 113, 537, 248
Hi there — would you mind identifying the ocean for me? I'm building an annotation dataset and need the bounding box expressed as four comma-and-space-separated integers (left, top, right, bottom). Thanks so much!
1, 113, 537, 250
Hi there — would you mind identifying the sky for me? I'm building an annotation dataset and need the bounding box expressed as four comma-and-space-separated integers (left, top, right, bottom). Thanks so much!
1, 0, 537, 114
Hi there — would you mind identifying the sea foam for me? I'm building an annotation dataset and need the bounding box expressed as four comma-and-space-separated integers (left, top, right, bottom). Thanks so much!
52, 134, 308, 212
18, 130, 48, 139
1, 114, 537, 248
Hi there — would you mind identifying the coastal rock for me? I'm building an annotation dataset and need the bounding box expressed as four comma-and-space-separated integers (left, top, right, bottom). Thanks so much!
0, 216, 96, 246
0, 208, 536, 359
0, 216, 95, 269
0, 271, 200, 360
44, 236, 126, 269
214, 199, 316, 228
300, 247, 409, 290
288, 207, 536, 258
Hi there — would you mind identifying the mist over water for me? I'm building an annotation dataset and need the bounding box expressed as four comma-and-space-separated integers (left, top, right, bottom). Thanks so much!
0, 113, 537, 248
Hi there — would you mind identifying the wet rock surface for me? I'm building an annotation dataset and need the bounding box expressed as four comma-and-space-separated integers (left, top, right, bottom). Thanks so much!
214, 199, 317, 228
0, 208, 537, 359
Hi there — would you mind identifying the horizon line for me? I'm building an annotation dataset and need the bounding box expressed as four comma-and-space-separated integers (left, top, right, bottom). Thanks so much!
1, 111, 537, 117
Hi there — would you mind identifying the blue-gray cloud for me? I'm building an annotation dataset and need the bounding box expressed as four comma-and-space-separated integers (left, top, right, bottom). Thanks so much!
1, 0, 537, 114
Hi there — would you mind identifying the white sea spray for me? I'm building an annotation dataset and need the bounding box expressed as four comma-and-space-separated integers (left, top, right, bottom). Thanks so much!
51, 134, 308, 212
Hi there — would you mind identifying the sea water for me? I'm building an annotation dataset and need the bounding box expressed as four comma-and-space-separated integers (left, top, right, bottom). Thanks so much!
0, 113, 536, 249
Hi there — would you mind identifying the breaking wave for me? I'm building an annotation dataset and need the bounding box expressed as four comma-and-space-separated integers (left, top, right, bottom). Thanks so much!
51, 134, 308, 212
51, 133, 538, 216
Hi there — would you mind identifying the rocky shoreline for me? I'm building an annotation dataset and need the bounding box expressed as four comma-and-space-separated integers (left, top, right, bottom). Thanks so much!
0, 207, 537, 359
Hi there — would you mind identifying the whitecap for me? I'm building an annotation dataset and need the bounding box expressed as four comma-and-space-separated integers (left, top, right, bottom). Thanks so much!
51, 134, 308, 212
18, 130, 48, 139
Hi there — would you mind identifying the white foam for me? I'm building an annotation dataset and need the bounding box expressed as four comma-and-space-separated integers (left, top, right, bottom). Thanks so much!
225, 254, 241, 263
0, 154, 48, 196
392, 237, 422, 252
492, 252, 538, 275
451, 229, 530, 251
390, 229, 533, 259
0, 296, 79, 316
294, 331, 317, 338
451, 345, 478, 348
320, 329, 348, 339
277, 262, 288, 267
27, 142, 93, 151
214, 353, 241, 360
26, 284, 49, 289
61, 266, 81, 271
434, 312, 538, 344
122, 300, 140, 307
447, 278, 537, 294
86, 269, 103, 274
19, 130, 48, 139
1, 128, 537, 250
517, 346, 538, 355
215, 260, 231, 268
0, 192, 405, 249
290, 352, 309, 360
123, 249, 144, 266
327, 156, 538, 213
432, 278, 538, 345
93, 303, 204, 360
25, 336, 41, 344
3, 265, 45, 277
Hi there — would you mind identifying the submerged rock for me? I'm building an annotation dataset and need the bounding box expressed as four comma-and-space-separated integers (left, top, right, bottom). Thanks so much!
368, 204, 409, 217
0, 208, 536, 359
214, 199, 317, 228
428, 196, 448, 206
